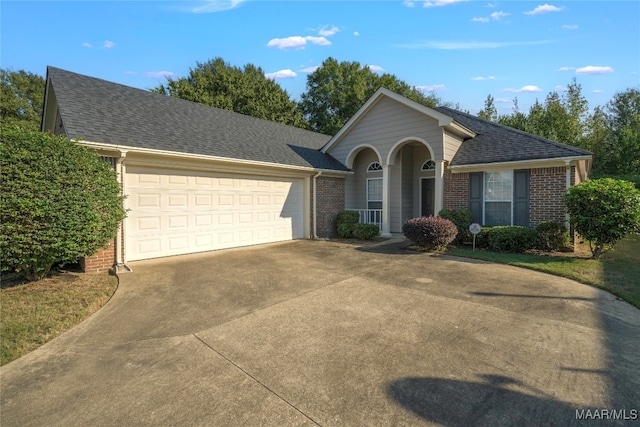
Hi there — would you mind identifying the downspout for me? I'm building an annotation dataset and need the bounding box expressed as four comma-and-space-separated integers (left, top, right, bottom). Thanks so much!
115, 151, 132, 273
565, 160, 572, 230
313, 171, 322, 239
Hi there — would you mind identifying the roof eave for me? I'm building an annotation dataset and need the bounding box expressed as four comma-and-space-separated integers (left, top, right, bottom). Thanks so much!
448, 155, 593, 171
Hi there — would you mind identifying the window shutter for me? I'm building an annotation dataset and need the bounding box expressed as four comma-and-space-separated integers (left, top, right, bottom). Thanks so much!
513, 169, 530, 227
469, 172, 483, 224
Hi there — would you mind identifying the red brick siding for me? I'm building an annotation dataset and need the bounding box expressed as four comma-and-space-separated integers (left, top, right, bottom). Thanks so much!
81, 239, 116, 273
530, 167, 568, 227
443, 169, 470, 211
315, 176, 345, 238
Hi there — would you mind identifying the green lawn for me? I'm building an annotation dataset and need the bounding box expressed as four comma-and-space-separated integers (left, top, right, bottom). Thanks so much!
0, 272, 117, 366
447, 234, 640, 309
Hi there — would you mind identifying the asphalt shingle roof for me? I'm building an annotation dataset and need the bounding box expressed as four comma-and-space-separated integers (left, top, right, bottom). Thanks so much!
47, 66, 348, 171
435, 106, 592, 166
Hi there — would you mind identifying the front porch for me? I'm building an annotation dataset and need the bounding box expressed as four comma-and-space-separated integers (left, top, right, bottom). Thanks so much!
345, 141, 445, 237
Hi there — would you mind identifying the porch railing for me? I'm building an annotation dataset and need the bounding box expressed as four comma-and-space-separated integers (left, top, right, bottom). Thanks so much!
349, 209, 383, 230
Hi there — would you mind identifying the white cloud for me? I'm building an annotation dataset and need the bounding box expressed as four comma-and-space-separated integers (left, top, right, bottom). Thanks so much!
524, 4, 563, 15
576, 65, 614, 75
124, 71, 137, 75
562, 24, 578, 30
416, 84, 446, 92
300, 66, 320, 73
472, 11, 509, 22
267, 35, 331, 50
472, 76, 496, 80
422, 0, 467, 7
318, 25, 339, 37
486, 2, 497, 7
555, 66, 575, 71
367, 65, 385, 73
554, 85, 568, 92
82, 42, 92, 48
592, 89, 605, 94
353, 31, 360, 37
103, 40, 115, 48
145, 71, 176, 78
265, 69, 297, 80
503, 85, 542, 93
403, 1, 416, 7
495, 98, 511, 103
398, 40, 551, 50
190, 0, 245, 13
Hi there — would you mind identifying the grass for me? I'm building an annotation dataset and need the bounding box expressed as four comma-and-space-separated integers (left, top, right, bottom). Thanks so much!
0, 272, 117, 366
447, 234, 640, 309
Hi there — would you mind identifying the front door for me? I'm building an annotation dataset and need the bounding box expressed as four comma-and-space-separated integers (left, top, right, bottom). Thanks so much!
421, 178, 434, 217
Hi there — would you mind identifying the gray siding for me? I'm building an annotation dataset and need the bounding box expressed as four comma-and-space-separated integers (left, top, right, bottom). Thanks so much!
390, 150, 403, 232
444, 131, 463, 161
401, 145, 414, 225
346, 148, 381, 210
328, 96, 444, 167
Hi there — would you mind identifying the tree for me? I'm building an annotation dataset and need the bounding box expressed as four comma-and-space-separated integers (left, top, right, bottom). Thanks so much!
0, 69, 45, 131
299, 57, 440, 135
497, 97, 528, 131
478, 94, 498, 122
565, 178, 640, 259
1, 126, 126, 280
604, 88, 640, 176
152, 57, 307, 128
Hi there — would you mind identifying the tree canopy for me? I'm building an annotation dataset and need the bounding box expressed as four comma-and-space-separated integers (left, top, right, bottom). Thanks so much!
0, 69, 45, 131
299, 57, 441, 135
152, 57, 307, 128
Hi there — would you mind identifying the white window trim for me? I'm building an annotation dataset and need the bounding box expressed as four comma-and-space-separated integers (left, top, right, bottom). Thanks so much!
421, 160, 436, 171
367, 162, 383, 172
367, 177, 383, 210
482, 171, 514, 226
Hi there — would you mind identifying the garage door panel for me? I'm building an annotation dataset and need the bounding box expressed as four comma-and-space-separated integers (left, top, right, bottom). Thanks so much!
125, 167, 304, 261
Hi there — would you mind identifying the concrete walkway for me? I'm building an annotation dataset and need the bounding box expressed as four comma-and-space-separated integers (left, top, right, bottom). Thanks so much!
2, 240, 639, 426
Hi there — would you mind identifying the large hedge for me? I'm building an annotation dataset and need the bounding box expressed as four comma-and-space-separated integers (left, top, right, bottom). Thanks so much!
565, 178, 640, 259
1, 126, 126, 280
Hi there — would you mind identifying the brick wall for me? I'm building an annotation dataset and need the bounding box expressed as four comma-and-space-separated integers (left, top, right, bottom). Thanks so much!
530, 166, 567, 227
81, 239, 116, 273
315, 176, 345, 238
443, 170, 469, 211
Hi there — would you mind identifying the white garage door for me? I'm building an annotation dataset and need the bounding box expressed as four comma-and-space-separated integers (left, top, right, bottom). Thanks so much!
125, 166, 305, 261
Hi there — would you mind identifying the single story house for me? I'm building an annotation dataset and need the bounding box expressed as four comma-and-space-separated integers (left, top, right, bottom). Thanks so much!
42, 67, 592, 272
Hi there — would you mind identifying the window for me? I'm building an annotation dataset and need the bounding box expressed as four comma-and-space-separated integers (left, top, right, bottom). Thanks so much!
367, 178, 382, 210
367, 162, 382, 172
484, 171, 512, 226
421, 160, 436, 171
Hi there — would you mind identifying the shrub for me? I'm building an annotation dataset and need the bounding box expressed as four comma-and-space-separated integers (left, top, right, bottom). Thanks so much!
0, 126, 126, 281
335, 210, 360, 237
402, 216, 458, 251
337, 223, 356, 238
352, 223, 379, 240
438, 207, 472, 243
487, 226, 538, 253
565, 178, 640, 259
536, 221, 569, 251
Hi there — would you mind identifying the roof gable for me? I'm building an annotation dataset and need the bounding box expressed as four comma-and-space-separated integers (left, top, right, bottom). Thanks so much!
321, 87, 474, 154
435, 107, 592, 166
44, 67, 348, 172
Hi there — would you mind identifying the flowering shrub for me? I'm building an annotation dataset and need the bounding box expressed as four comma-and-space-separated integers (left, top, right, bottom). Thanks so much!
438, 207, 472, 243
402, 216, 458, 251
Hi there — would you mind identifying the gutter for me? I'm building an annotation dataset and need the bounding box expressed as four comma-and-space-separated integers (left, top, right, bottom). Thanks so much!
313, 171, 322, 239
114, 151, 132, 274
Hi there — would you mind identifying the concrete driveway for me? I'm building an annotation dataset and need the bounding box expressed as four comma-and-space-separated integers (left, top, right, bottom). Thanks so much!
1, 239, 639, 426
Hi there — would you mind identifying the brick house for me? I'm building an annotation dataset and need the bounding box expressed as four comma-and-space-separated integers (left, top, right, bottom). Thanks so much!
42, 68, 591, 272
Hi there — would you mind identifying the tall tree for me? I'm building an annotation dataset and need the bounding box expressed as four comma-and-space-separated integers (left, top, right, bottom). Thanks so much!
152, 58, 307, 128
603, 88, 640, 176
478, 94, 498, 122
497, 97, 528, 131
299, 57, 440, 135
0, 69, 45, 131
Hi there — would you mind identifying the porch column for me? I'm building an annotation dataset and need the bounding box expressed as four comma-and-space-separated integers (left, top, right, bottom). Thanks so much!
381, 164, 392, 237
434, 160, 445, 216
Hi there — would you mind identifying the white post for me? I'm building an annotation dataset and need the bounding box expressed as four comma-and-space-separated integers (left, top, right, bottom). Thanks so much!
381, 164, 391, 237
434, 160, 445, 216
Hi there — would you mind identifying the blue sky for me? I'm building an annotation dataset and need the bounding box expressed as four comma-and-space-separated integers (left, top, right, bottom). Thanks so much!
2, 0, 638, 114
